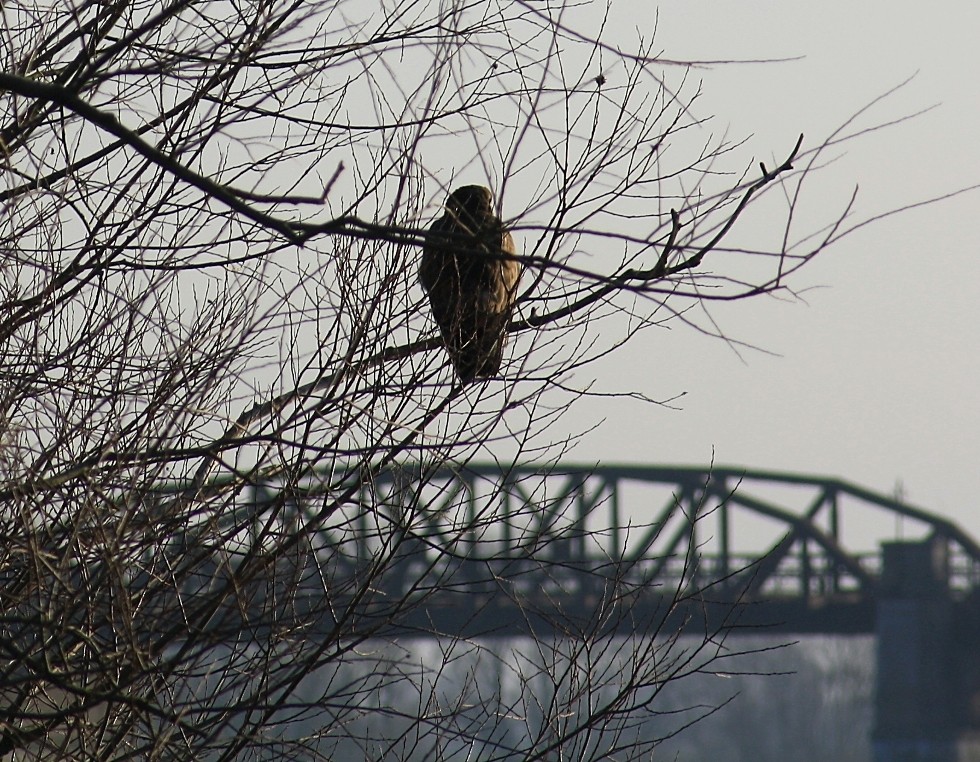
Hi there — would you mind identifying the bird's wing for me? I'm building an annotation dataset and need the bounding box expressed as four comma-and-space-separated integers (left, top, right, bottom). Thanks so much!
499, 228, 521, 303
419, 214, 450, 293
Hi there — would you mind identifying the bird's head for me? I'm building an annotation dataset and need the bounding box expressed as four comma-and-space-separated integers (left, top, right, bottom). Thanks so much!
445, 185, 495, 220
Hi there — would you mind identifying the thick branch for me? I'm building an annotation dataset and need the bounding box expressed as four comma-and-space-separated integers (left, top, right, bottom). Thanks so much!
0, 71, 305, 242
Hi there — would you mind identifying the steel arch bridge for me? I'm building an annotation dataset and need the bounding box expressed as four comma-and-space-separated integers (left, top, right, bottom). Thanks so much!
233, 462, 980, 637
221, 462, 980, 759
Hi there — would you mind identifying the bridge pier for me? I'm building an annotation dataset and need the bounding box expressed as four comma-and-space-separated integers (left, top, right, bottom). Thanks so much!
873, 539, 980, 762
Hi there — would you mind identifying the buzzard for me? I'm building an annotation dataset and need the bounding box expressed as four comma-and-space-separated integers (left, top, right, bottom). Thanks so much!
420, 185, 521, 383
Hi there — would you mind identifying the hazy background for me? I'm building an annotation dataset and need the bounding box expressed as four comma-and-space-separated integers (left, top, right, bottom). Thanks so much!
546, 2, 979, 539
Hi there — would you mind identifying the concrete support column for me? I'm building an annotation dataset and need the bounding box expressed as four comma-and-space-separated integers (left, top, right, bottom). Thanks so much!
872, 538, 980, 762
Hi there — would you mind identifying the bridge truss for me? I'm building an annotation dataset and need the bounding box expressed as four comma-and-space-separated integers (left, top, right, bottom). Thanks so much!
222, 463, 980, 638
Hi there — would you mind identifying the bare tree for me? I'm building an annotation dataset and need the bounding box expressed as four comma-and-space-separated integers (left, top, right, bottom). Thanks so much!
0, 0, 906, 759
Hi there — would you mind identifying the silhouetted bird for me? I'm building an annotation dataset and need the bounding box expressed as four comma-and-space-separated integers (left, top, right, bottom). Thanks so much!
420, 185, 521, 382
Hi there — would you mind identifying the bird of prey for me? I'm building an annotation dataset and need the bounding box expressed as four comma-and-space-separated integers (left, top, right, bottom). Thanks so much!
420, 185, 521, 383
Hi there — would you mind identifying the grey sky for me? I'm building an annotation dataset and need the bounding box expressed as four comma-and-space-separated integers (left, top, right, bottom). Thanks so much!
561, 3, 979, 539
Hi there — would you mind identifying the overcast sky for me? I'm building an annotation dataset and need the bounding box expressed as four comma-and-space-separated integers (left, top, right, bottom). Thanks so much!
547, 3, 980, 541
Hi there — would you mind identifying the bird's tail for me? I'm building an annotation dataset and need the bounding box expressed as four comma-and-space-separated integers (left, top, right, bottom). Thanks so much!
454, 335, 505, 383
